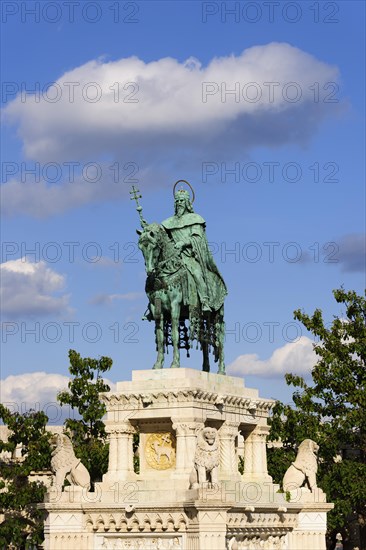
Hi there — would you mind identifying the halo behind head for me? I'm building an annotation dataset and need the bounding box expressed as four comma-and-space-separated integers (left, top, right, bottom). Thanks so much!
173, 179, 195, 203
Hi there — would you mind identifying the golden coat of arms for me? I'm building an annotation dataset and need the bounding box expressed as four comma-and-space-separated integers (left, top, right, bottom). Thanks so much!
145, 432, 176, 470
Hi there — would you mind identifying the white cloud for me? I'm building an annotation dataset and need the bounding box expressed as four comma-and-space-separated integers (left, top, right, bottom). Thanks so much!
0, 371, 116, 421
4, 43, 339, 163
0, 372, 70, 410
2, 43, 341, 217
89, 256, 123, 268
0, 177, 125, 218
0, 258, 71, 318
90, 292, 144, 305
228, 336, 316, 377
337, 233, 366, 273
1, 164, 165, 218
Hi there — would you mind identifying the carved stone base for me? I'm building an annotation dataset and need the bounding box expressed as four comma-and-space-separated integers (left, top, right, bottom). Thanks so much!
40, 368, 333, 549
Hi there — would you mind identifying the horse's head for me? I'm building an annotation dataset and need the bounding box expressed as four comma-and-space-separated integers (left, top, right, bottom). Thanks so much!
137, 223, 164, 275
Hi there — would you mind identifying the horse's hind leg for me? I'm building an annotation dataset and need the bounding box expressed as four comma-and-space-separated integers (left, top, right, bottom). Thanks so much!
170, 302, 180, 368
202, 341, 210, 372
217, 345, 225, 375
153, 316, 164, 369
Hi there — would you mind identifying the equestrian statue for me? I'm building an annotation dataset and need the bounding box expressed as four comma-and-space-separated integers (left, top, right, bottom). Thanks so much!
130, 181, 227, 374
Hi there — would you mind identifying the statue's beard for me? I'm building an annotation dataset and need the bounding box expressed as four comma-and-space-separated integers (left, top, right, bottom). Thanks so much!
176, 205, 185, 217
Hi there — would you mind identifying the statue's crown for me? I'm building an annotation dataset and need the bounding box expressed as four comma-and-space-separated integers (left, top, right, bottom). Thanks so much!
174, 189, 190, 200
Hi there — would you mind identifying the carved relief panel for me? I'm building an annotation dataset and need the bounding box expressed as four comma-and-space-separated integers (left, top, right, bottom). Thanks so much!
145, 433, 176, 471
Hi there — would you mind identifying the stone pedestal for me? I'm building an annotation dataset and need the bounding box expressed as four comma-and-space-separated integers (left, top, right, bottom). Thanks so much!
41, 368, 333, 549
99, 368, 273, 495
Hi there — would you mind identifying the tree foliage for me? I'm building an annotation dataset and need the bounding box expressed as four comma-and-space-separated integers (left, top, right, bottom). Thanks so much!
0, 349, 114, 546
269, 288, 366, 546
57, 349, 113, 484
0, 406, 51, 548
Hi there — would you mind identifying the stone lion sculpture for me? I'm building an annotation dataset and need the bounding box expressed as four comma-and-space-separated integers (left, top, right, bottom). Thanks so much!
282, 438, 319, 492
189, 427, 220, 489
50, 433, 91, 491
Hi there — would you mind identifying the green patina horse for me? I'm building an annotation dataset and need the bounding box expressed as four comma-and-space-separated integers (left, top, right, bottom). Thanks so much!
137, 222, 226, 374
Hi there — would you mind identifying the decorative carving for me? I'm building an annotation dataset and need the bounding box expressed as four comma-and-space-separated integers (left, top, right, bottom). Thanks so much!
145, 433, 176, 470
171, 422, 186, 438
106, 423, 136, 436
189, 427, 220, 488
282, 438, 319, 492
50, 433, 90, 490
48, 534, 91, 549
227, 534, 286, 549
172, 421, 204, 437
227, 510, 298, 533
101, 536, 182, 549
142, 394, 153, 406
85, 512, 188, 533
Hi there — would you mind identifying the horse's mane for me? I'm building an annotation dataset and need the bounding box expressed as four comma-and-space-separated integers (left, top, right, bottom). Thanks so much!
139, 223, 175, 255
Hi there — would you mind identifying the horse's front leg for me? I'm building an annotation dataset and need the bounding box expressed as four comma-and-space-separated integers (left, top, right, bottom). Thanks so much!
217, 307, 226, 375
153, 311, 164, 369
217, 345, 225, 375
170, 300, 180, 369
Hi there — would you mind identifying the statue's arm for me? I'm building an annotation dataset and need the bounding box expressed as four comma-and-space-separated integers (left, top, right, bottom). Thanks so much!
191, 224, 212, 257
174, 225, 201, 251
191, 223, 205, 238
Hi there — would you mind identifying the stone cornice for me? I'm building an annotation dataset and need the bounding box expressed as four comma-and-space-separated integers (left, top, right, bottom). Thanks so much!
100, 390, 273, 415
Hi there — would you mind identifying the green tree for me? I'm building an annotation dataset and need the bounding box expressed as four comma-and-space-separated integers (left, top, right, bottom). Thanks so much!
57, 349, 113, 485
269, 289, 366, 548
0, 405, 52, 549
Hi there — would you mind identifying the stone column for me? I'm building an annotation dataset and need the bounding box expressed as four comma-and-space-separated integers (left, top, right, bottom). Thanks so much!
219, 423, 240, 479
127, 429, 135, 473
107, 426, 118, 474
172, 419, 205, 475
172, 421, 187, 472
103, 422, 136, 483
185, 422, 205, 472
243, 433, 253, 480
242, 424, 272, 482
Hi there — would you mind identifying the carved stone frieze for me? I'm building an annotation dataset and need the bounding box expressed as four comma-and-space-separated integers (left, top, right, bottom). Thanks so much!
227, 511, 298, 532
85, 512, 188, 533
100, 536, 183, 549
227, 534, 286, 549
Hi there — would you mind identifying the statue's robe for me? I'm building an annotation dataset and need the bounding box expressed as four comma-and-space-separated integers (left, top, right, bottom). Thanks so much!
161, 213, 227, 311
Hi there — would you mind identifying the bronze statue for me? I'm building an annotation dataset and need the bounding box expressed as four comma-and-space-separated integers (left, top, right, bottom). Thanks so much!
131, 181, 227, 374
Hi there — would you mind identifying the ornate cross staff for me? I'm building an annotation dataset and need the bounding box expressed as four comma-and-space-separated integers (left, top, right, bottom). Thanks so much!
130, 185, 148, 228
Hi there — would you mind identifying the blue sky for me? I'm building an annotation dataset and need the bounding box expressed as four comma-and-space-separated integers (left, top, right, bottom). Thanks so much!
1, 0, 365, 422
